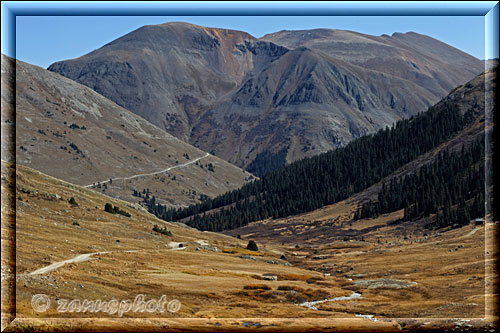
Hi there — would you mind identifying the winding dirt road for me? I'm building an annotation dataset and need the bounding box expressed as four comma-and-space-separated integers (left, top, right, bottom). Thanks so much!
28, 252, 108, 275
27, 247, 186, 276
83, 152, 210, 188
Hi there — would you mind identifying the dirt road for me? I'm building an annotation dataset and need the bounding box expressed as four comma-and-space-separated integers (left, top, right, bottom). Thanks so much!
83, 153, 210, 188
27, 247, 185, 275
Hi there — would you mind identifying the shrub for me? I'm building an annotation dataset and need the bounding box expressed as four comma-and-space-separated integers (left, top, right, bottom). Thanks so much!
277, 285, 304, 292
285, 293, 307, 304
243, 284, 271, 290
69, 142, 80, 152
302, 288, 329, 300
104, 203, 113, 212
104, 203, 131, 217
152, 224, 172, 236
246, 240, 258, 251
259, 290, 278, 300
306, 276, 325, 285
68, 197, 78, 206
116, 207, 130, 217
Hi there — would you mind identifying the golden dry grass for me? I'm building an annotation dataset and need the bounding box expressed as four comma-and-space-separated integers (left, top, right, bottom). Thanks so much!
2, 161, 498, 331
1, 162, 356, 325
228, 190, 498, 322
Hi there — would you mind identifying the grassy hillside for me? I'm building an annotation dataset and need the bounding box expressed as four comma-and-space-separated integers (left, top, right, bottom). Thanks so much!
3, 161, 353, 321
2, 161, 496, 331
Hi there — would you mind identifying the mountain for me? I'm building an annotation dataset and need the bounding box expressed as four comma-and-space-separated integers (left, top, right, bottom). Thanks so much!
48, 22, 484, 170
156, 67, 492, 232
260, 29, 483, 98
3, 54, 253, 207
47, 22, 282, 141
191, 46, 437, 168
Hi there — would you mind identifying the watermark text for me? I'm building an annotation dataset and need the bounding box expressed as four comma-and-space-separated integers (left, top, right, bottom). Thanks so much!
31, 294, 181, 316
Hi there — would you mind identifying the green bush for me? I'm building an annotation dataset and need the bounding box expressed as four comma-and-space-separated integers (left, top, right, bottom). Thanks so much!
104, 203, 112, 212
246, 240, 258, 251
152, 224, 172, 236
104, 203, 131, 217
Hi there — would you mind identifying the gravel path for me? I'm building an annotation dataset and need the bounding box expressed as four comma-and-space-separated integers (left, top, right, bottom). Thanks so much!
83, 152, 210, 188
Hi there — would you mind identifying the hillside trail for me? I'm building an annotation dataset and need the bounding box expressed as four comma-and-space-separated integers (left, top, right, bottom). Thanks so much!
27, 252, 110, 275
83, 152, 210, 188
26, 152, 209, 276
26, 247, 186, 276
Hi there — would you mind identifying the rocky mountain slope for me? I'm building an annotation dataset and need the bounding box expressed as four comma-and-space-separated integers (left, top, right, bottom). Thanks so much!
48, 22, 484, 170
226, 65, 492, 241
48, 22, 284, 142
3, 54, 252, 207
192, 46, 437, 166
261, 29, 483, 99
158, 67, 492, 232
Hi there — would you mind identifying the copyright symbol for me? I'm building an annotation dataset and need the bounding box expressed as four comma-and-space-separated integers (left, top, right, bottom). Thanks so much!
31, 294, 50, 312
167, 299, 181, 313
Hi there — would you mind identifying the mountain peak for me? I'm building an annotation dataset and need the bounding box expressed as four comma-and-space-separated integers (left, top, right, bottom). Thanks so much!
48, 24, 484, 169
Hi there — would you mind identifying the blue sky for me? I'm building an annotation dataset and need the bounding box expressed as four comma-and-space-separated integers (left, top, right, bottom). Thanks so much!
15, 15, 486, 69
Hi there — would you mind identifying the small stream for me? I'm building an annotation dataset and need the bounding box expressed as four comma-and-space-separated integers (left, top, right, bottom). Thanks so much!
355, 314, 377, 322
298, 291, 362, 310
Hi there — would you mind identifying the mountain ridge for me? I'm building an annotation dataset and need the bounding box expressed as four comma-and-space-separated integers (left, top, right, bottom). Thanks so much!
48, 22, 484, 169
3, 54, 253, 207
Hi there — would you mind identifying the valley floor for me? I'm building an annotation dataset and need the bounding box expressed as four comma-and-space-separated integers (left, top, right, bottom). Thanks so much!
1, 161, 498, 331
